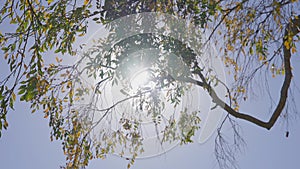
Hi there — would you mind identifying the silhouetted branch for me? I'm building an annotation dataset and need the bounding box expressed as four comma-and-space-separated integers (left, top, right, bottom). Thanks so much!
192, 15, 299, 130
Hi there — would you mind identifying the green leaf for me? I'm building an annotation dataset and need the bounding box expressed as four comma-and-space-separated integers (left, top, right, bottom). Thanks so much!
0, 93, 3, 100
249, 47, 254, 55
25, 92, 34, 101
54, 48, 61, 53
9, 97, 14, 110
92, 17, 99, 21
20, 95, 26, 101
18, 88, 26, 95
11, 43, 16, 51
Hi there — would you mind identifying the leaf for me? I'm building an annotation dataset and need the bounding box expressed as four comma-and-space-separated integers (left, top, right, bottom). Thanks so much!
11, 92, 16, 101
47, 0, 54, 5
67, 81, 72, 88
18, 88, 26, 95
84, 0, 89, 5
249, 47, 254, 55
25, 92, 34, 101
54, 48, 61, 53
55, 56, 62, 63
11, 43, 16, 51
78, 33, 85, 37
9, 97, 14, 110
291, 46, 297, 54
284, 41, 290, 50
45, 108, 49, 113
92, 17, 99, 21
3, 120, 8, 130
226, 43, 234, 51
120, 89, 129, 96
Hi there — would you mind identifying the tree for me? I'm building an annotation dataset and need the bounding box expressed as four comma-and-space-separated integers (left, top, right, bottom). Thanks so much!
0, 0, 299, 168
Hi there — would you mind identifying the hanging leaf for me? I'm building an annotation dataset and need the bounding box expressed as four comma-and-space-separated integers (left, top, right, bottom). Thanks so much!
84, 0, 89, 5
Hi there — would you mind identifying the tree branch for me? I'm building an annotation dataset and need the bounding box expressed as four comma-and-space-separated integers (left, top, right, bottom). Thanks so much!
193, 15, 299, 130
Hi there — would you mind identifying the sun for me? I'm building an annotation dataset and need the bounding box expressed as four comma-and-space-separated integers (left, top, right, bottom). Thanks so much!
130, 69, 149, 90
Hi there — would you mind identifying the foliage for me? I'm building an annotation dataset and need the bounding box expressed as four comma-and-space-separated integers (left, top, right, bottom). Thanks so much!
0, 0, 300, 169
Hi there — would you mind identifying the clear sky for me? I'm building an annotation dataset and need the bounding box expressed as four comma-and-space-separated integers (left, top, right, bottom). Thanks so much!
1, 7, 300, 169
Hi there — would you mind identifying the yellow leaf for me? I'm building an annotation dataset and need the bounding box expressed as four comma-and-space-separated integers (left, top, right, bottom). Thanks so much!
4, 53, 9, 59
226, 43, 234, 51
69, 89, 74, 99
67, 162, 73, 168
45, 108, 49, 113
55, 57, 62, 63
291, 46, 297, 54
76, 131, 81, 138
284, 41, 290, 50
67, 81, 72, 88
4, 120, 8, 128
47, 0, 54, 5
84, 0, 89, 5
241, 47, 246, 55
11, 92, 16, 101
258, 54, 263, 61
55, 56, 60, 63
78, 33, 85, 37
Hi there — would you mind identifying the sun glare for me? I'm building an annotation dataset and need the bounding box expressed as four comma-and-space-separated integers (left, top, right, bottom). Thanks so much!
130, 69, 151, 91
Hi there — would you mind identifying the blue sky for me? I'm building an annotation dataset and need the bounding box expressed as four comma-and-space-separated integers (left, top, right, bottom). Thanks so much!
1, 6, 300, 169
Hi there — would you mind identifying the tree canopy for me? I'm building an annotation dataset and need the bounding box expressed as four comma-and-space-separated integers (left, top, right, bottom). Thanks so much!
0, 0, 299, 169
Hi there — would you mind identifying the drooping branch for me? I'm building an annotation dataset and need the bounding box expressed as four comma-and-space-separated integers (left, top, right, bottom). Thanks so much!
194, 15, 300, 130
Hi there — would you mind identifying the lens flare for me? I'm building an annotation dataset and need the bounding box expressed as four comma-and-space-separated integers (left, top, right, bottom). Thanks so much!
130, 69, 151, 91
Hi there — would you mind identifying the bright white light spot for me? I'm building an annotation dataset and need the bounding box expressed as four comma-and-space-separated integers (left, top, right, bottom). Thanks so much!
130, 69, 154, 92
